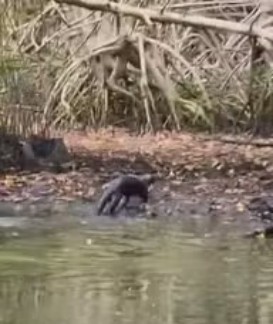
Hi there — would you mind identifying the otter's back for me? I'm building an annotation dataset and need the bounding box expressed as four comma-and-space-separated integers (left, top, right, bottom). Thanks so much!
118, 176, 148, 201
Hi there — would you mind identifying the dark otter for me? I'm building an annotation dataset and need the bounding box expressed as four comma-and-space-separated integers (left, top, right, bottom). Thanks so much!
244, 225, 273, 238
97, 174, 156, 215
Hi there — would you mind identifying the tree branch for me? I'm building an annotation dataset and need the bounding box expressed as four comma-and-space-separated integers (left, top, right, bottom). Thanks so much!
54, 0, 273, 41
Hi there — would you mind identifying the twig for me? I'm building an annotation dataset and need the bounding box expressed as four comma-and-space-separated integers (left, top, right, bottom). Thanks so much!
205, 136, 273, 148
160, 0, 171, 15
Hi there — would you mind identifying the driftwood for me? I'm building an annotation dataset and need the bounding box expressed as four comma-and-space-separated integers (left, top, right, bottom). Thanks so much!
20, 137, 74, 171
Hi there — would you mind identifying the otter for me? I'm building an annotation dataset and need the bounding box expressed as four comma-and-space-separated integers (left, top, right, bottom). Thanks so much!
97, 174, 156, 216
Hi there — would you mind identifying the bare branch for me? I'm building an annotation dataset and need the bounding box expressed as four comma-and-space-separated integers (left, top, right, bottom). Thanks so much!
54, 0, 273, 41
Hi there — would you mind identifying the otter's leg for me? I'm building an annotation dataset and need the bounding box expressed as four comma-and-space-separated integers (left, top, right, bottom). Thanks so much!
116, 195, 129, 212
108, 193, 123, 215
97, 190, 113, 215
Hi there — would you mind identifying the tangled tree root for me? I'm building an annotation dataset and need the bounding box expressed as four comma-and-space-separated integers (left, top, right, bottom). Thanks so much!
7, 0, 273, 133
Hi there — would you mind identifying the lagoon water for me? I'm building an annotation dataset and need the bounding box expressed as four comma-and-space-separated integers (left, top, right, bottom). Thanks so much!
0, 202, 272, 324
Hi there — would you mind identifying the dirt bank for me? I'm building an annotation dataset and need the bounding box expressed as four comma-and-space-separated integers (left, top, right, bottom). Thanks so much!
1, 128, 273, 205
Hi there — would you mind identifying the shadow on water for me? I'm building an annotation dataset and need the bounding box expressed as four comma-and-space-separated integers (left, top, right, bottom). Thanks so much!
0, 193, 273, 324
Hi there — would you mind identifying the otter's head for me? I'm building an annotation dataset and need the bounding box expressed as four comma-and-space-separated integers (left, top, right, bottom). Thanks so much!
139, 173, 158, 187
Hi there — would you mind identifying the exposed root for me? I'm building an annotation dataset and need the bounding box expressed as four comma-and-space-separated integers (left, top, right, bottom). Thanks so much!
6, 0, 273, 133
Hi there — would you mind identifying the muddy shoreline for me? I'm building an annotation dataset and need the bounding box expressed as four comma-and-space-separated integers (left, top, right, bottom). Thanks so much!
1, 129, 273, 203
0, 129, 273, 237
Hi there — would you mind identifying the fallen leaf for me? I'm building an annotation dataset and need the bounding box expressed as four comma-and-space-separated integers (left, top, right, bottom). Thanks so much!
236, 202, 245, 212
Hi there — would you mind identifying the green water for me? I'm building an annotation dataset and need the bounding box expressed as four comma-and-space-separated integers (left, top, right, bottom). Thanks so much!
0, 213, 272, 324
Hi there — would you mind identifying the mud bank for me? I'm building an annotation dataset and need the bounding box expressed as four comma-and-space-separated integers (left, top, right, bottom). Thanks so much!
0, 128, 272, 238
1, 129, 273, 203
0, 175, 267, 241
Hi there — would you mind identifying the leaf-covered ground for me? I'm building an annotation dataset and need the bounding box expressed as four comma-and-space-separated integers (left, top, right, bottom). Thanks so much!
1, 128, 273, 206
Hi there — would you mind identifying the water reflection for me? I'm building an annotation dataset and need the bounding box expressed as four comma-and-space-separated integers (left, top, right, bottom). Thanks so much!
0, 215, 273, 324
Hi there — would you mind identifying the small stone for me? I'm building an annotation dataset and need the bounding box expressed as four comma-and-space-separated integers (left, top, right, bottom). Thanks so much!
86, 238, 92, 246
